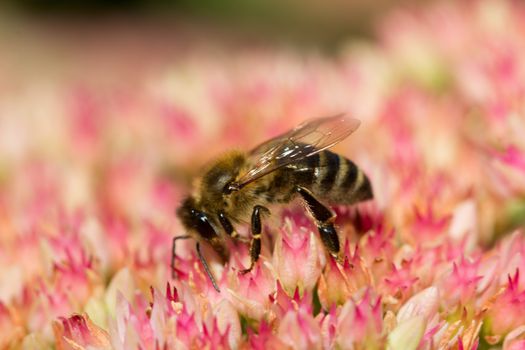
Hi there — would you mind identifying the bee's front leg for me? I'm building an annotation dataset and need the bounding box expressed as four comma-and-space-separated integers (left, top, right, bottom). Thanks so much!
218, 211, 250, 244
240, 205, 270, 274
296, 186, 341, 260
171, 235, 192, 279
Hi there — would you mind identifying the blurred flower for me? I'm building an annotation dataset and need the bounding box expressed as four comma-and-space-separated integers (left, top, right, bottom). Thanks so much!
503, 325, 525, 350
440, 257, 483, 310
0, 302, 24, 348
486, 270, 525, 337
53, 314, 111, 350
410, 204, 452, 246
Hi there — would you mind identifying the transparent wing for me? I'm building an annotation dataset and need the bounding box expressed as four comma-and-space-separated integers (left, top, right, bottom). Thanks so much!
234, 114, 361, 189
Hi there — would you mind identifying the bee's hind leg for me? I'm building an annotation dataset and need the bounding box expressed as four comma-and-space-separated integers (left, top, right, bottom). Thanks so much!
296, 186, 341, 260
240, 205, 270, 274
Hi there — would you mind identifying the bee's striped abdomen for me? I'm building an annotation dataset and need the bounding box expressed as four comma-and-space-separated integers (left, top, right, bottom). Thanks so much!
294, 150, 373, 204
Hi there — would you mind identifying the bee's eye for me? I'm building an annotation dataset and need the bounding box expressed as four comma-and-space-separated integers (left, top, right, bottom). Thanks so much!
191, 210, 217, 240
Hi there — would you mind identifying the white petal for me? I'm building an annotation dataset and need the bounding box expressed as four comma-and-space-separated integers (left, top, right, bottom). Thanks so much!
397, 287, 439, 324
104, 268, 135, 317
388, 315, 426, 350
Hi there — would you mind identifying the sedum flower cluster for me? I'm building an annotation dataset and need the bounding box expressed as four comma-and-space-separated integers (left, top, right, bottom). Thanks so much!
0, 0, 525, 349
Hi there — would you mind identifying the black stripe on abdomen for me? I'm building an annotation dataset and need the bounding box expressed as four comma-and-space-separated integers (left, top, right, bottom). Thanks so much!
341, 159, 358, 190
319, 151, 340, 192
292, 153, 319, 186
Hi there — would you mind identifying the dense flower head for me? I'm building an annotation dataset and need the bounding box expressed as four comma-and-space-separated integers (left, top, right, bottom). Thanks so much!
272, 216, 323, 295
1, 0, 525, 348
485, 270, 525, 337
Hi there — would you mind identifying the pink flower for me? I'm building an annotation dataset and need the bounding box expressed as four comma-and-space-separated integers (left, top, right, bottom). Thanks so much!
495, 145, 525, 173
319, 290, 383, 349
270, 281, 313, 321
396, 287, 442, 349
396, 286, 439, 324
51, 244, 98, 309
277, 308, 322, 350
0, 302, 24, 348
318, 245, 372, 309
503, 326, 525, 350
439, 256, 483, 309
359, 225, 396, 283
317, 255, 353, 308
339, 290, 383, 347
486, 270, 525, 336
53, 314, 111, 350
381, 260, 419, 303
148, 283, 236, 349
487, 145, 525, 196
272, 216, 322, 294
410, 204, 452, 245
227, 263, 275, 321
495, 232, 525, 290
247, 321, 288, 350
109, 292, 156, 349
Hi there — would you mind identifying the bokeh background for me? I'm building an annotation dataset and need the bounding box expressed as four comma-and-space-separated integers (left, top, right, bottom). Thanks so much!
1, 0, 525, 349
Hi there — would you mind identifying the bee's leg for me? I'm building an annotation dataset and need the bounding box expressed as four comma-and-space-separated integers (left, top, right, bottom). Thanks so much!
296, 186, 340, 259
195, 242, 221, 293
171, 235, 192, 279
240, 205, 270, 274
218, 211, 249, 244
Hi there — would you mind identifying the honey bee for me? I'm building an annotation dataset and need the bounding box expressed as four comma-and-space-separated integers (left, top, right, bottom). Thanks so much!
174, 114, 373, 292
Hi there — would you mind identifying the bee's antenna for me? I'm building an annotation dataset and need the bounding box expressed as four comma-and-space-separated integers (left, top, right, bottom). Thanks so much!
195, 242, 221, 293
171, 235, 192, 279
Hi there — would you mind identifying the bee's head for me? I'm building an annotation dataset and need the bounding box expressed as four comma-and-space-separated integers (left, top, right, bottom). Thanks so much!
176, 197, 217, 240
201, 152, 246, 198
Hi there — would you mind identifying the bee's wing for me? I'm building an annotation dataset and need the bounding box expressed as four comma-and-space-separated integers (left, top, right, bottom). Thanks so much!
235, 114, 361, 188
